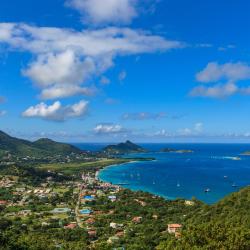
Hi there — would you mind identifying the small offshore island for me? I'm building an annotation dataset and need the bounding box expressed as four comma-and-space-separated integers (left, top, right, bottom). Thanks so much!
0, 131, 250, 249
160, 148, 194, 154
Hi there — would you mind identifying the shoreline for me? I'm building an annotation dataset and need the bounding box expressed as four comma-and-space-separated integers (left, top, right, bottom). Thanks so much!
96, 155, 246, 205
97, 159, 178, 202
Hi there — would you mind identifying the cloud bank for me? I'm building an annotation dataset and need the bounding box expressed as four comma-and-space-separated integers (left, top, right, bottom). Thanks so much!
0, 23, 183, 102
190, 62, 250, 98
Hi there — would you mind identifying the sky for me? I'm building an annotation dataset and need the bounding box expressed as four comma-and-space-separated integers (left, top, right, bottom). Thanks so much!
0, 0, 250, 143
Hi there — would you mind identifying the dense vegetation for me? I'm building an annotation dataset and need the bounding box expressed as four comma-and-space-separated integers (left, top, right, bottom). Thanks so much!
157, 187, 250, 250
0, 131, 82, 157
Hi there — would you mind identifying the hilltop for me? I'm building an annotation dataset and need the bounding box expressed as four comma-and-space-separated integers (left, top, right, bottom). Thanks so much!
102, 140, 147, 154
0, 130, 82, 157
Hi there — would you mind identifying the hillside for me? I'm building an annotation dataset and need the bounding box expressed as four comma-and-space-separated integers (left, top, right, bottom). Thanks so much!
33, 138, 81, 155
102, 140, 147, 154
157, 187, 250, 249
0, 130, 82, 157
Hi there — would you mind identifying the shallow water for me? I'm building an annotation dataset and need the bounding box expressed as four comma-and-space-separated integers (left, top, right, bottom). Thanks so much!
76, 143, 250, 204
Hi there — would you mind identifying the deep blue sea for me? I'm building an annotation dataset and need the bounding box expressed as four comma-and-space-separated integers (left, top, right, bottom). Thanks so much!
75, 143, 250, 204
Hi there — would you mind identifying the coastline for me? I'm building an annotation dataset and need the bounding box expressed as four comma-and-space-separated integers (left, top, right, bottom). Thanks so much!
96, 151, 247, 204
97, 159, 176, 201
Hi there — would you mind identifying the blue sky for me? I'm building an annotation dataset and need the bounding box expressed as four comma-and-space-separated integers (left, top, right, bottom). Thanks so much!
0, 0, 250, 142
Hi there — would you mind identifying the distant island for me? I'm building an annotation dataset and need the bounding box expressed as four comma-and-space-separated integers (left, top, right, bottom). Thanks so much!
102, 140, 147, 155
240, 151, 250, 156
161, 148, 194, 153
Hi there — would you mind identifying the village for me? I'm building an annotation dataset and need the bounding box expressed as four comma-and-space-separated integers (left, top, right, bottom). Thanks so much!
0, 163, 196, 249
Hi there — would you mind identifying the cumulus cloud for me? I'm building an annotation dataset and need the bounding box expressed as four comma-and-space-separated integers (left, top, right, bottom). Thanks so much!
24, 50, 95, 88
191, 62, 250, 98
190, 82, 238, 98
196, 62, 250, 83
66, 0, 138, 25
178, 123, 204, 136
122, 112, 167, 120
93, 123, 127, 134
22, 100, 89, 121
0, 23, 183, 100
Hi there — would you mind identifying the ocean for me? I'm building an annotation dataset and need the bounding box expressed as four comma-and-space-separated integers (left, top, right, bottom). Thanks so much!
75, 143, 250, 204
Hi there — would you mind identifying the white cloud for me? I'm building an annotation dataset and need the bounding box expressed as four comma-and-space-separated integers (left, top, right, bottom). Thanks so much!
191, 62, 250, 98
190, 82, 238, 98
93, 123, 126, 134
0, 23, 183, 100
194, 122, 203, 133
196, 62, 250, 83
24, 50, 95, 88
154, 129, 169, 137
22, 100, 89, 121
40, 85, 96, 100
178, 123, 204, 136
66, 0, 138, 25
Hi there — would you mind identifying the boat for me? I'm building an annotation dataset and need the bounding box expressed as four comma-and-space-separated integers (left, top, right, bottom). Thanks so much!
224, 175, 228, 179
177, 182, 180, 187
204, 188, 211, 193
232, 183, 238, 187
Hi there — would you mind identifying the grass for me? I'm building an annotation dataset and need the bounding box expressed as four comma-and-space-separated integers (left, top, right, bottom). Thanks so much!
37, 158, 135, 175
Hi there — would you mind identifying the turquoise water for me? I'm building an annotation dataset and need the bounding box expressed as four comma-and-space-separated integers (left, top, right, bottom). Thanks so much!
95, 144, 250, 204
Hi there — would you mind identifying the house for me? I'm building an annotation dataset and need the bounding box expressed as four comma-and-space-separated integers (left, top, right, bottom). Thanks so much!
64, 223, 77, 229
88, 230, 97, 237
51, 208, 71, 214
132, 216, 142, 223
167, 224, 182, 234
110, 222, 124, 229
16, 187, 25, 192
18, 210, 32, 216
175, 232, 181, 239
41, 222, 50, 227
0, 200, 7, 205
108, 195, 117, 202
185, 200, 195, 206
85, 218, 95, 225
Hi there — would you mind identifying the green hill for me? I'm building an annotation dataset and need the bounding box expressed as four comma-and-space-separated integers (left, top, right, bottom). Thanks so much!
33, 138, 81, 155
157, 187, 250, 249
102, 140, 147, 154
0, 130, 82, 157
